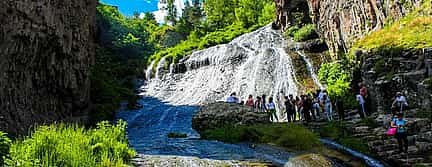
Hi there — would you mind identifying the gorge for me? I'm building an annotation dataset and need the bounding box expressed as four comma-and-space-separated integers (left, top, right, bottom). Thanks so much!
0, 0, 431, 166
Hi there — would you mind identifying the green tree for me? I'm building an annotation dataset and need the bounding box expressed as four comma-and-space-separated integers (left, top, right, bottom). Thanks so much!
203, 0, 237, 29
165, 0, 177, 25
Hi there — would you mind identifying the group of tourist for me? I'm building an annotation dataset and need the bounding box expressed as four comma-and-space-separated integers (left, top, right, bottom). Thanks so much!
226, 90, 337, 123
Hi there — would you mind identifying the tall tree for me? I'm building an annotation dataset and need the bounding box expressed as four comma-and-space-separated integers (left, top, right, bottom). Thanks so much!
165, 0, 177, 25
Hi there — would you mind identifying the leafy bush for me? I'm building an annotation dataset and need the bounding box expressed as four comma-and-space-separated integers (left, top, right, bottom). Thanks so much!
284, 26, 300, 38
293, 24, 318, 42
0, 131, 11, 166
318, 62, 357, 109
201, 124, 321, 151
7, 121, 136, 167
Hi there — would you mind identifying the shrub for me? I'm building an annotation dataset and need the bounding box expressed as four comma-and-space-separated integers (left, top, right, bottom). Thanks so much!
318, 62, 357, 109
293, 24, 318, 42
7, 121, 136, 167
201, 124, 321, 151
0, 131, 11, 166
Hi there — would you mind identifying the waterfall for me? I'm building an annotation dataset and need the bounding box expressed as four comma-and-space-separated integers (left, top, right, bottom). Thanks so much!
145, 24, 299, 122
297, 51, 325, 90
145, 60, 156, 81
155, 57, 166, 80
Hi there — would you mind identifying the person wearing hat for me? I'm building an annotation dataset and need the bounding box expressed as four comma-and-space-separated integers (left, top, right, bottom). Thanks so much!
391, 92, 408, 116
391, 113, 408, 153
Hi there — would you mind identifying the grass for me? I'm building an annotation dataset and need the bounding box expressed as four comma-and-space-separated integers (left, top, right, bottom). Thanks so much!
0, 131, 11, 166
201, 123, 321, 151
6, 121, 136, 167
167, 132, 188, 138
352, 0, 432, 55
284, 24, 318, 42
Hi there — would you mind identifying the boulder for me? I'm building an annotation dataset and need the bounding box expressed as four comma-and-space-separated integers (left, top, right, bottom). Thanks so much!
192, 102, 269, 133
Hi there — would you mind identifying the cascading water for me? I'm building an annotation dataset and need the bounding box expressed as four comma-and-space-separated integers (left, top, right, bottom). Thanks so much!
145, 24, 299, 121
296, 51, 325, 90
145, 60, 156, 81
120, 24, 378, 167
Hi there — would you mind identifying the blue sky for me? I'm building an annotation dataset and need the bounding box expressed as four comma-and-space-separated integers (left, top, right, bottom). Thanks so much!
99, 0, 159, 16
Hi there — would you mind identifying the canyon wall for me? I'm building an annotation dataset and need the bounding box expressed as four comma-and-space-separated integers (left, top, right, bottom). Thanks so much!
275, 0, 424, 57
0, 0, 97, 136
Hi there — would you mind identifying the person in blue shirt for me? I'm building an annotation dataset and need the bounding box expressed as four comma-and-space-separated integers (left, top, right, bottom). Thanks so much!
391, 113, 408, 153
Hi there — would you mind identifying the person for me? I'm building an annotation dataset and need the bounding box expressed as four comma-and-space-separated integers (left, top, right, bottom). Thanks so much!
254, 96, 262, 112
322, 94, 333, 121
356, 94, 367, 118
359, 83, 369, 115
391, 92, 409, 116
290, 95, 297, 122
261, 94, 267, 112
227, 92, 239, 103
295, 96, 302, 121
312, 98, 321, 120
245, 95, 254, 107
318, 89, 327, 102
302, 95, 312, 123
391, 113, 408, 153
266, 97, 278, 122
335, 96, 344, 121
285, 95, 295, 122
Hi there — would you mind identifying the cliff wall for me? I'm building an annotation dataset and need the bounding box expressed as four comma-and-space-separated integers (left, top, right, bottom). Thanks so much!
275, 0, 424, 57
0, 0, 97, 136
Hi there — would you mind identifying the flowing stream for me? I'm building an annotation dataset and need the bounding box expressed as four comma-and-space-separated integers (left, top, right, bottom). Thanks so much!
117, 97, 294, 166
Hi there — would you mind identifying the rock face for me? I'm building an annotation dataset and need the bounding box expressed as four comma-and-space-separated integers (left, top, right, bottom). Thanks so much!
361, 49, 432, 113
0, 0, 96, 135
192, 102, 269, 133
275, 0, 423, 57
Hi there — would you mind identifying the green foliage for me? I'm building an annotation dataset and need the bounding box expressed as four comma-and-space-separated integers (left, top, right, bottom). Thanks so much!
352, 0, 432, 55
318, 62, 357, 109
284, 26, 300, 38
294, 24, 318, 42
201, 124, 321, 151
91, 47, 138, 122
167, 132, 188, 138
165, 0, 178, 25
284, 24, 318, 42
0, 131, 11, 166
7, 121, 136, 167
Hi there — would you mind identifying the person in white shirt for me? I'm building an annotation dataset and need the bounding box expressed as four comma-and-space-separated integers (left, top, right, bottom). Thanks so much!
266, 97, 278, 122
226, 92, 239, 103
391, 92, 408, 116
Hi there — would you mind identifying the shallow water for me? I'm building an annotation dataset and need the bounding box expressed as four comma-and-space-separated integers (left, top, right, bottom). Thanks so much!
117, 96, 294, 166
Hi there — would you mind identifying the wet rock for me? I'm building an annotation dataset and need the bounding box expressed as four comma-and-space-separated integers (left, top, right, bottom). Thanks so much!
0, 0, 96, 136
192, 102, 269, 133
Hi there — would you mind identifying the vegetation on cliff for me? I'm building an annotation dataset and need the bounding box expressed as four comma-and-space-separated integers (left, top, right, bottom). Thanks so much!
4, 121, 135, 167
353, 0, 432, 54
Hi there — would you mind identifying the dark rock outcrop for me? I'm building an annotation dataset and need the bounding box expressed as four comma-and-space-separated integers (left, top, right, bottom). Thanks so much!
275, 0, 423, 57
361, 49, 432, 113
0, 0, 97, 136
192, 102, 269, 133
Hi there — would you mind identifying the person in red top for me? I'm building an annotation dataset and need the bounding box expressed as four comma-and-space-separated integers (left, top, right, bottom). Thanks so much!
359, 83, 369, 116
245, 94, 254, 107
